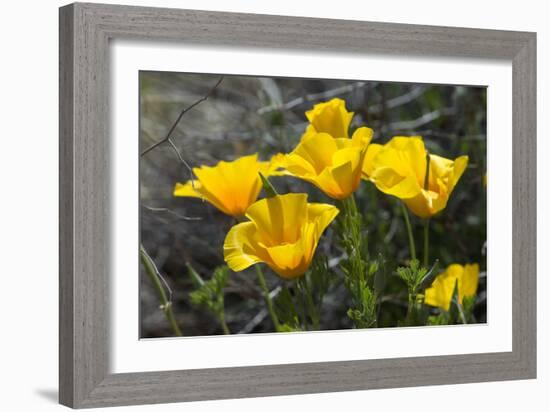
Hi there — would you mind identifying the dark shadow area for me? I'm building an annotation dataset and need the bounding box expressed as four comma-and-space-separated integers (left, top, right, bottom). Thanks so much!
35, 389, 58, 404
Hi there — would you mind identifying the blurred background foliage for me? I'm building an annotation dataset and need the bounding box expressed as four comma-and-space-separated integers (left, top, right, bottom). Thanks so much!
140, 72, 486, 337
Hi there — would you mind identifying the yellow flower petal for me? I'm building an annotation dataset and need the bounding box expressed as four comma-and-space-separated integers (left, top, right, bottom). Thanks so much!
304, 168, 340, 198
245, 193, 308, 246
403, 190, 440, 218
351, 126, 374, 148
174, 153, 279, 217
174, 175, 233, 216
259, 153, 287, 177
280, 99, 372, 199
305, 98, 354, 138
450, 155, 469, 190
424, 263, 480, 311
370, 167, 422, 199
329, 161, 356, 199
282, 153, 317, 176
300, 124, 318, 143
223, 221, 266, 272
374, 136, 426, 183
223, 194, 338, 279
265, 241, 309, 279
307, 203, 341, 244
293, 133, 339, 173
282, 135, 370, 199
362, 143, 383, 178
460, 263, 480, 300
173, 180, 203, 198
364, 136, 468, 217
424, 273, 457, 311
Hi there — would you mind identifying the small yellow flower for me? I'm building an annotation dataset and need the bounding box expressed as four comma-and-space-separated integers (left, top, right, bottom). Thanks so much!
223, 193, 339, 279
363, 136, 468, 218
173, 153, 283, 217
281, 128, 373, 200
424, 263, 479, 311
302, 98, 354, 141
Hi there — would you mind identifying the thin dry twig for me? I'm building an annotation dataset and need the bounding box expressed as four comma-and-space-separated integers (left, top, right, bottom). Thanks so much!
141, 76, 223, 190
383, 217, 400, 244
141, 76, 224, 157
140, 76, 223, 223
257, 81, 369, 114
141, 246, 174, 307
142, 205, 202, 221
166, 139, 193, 173
238, 286, 282, 334
389, 107, 455, 130
238, 309, 268, 334
368, 86, 427, 114
391, 129, 486, 142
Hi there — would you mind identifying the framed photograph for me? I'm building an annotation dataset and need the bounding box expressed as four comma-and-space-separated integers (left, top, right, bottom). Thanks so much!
59, 2, 536, 408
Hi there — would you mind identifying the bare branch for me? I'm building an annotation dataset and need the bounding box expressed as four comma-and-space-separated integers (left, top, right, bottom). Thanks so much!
166, 138, 197, 189
140, 245, 174, 304
383, 217, 400, 244
389, 107, 455, 131
394, 129, 486, 141
257, 81, 369, 114
237, 286, 282, 334
368, 86, 427, 114
142, 205, 202, 221
141, 76, 224, 156
328, 254, 346, 269
238, 309, 268, 334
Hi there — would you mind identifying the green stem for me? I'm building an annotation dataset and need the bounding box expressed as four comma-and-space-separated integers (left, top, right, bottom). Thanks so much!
219, 313, 231, 335
297, 284, 309, 331
341, 195, 367, 279
406, 293, 415, 325
255, 265, 280, 331
140, 245, 182, 336
338, 195, 376, 328
305, 287, 320, 330
345, 193, 359, 215
422, 152, 431, 268
400, 202, 416, 261
424, 152, 431, 190
298, 277, 320, 330
423, 219, 430, 267
454, 299, 468, 324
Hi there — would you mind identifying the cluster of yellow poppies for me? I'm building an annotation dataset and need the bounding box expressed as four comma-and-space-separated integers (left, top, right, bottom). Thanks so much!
174, 98, 480, 314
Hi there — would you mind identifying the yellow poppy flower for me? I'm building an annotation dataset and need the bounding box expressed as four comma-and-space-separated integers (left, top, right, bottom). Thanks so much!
173, 153, 283, 218
363, 136, 468, 218
424, 263, 480, 311
223, 193, 339, 279
301, 98, 354, 141
281, 128, 373, 200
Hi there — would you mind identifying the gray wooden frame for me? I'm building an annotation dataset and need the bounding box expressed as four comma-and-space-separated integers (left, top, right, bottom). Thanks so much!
59, 2, 536, 408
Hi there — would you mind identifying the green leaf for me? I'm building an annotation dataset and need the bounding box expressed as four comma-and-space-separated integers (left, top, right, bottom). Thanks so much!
427, 311, 450, 325
273, 286, 300, 330
418, 259, 440, 291
373, 254, 387, 301
462, 295, 476, 314
259, 172, 278, 198
396, 259, 427, 294
188, 266, 228, 318
277, 323, 303, 333
186, 263, 205, 288
346, 286, 377, 328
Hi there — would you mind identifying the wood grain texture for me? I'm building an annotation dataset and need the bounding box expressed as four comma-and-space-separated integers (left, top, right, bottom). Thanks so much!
59, 4, 75, 406
59, 2, 537, 408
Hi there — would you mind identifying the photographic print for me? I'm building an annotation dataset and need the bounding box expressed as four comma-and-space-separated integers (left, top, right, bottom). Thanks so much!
139, 72, 487, 338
